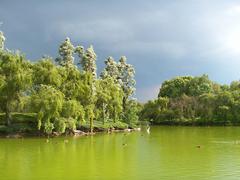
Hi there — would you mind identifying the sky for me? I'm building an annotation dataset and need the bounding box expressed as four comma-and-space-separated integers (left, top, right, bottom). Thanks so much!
1, 0, 240, 102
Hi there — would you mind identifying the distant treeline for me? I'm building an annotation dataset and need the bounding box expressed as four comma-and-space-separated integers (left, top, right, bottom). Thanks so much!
0, 31, 140, 135
140, 75, 240, 125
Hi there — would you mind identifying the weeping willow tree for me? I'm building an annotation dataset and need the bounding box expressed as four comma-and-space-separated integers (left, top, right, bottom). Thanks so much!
33, 57, 62, 88
0, 51, 32, 125
31, 85, 64, 134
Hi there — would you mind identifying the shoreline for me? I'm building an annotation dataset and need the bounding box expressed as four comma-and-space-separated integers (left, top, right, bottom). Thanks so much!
0, 127, 142, 139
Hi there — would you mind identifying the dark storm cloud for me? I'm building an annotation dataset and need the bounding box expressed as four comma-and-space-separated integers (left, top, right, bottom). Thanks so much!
1, 0, 240, 101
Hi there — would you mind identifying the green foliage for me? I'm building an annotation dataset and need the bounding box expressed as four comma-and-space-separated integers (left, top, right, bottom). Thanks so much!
112, 121, 128, 130
33, 58, 62, 88
62, 100, 85, 124
54, 118, 66, 134
96, 77, 123, 124
44, 121, 54, 135
123, 100, 139, 127
56, 37, 75, 68
117, 56, 136, 103
158, 75, 213, 98
0, 32, 138, 135
142, 75, 240, 125
85, 105, 95, 133
65, 118, 77, 132
76, 45, 97, 78
59, 66, 86, 100
31, 85, 64, 134
158, 76, 192, 98
100, 56, 119, 81
0, 51, 32, 125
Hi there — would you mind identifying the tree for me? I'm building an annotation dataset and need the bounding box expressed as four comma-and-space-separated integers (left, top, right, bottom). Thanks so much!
0, 51, 32, 125
31, 85, 64, 134
85, 104, 95, 133
75, 45, 97, 133
56, 37, 75, 68
158, 75, 213, 98
140, 100, 160, 122
230, 81, 240, 91
0, 31, 5, 50
117, 56, 136, 110
33, 58, 62, 88
61, 99, 85, 125
124, 100, 139, 127
96, 78, 111, 124
100, 56, 119, 81
158, 76, 192, 98
108, 79, 123, 123
75, 45, 97, 78
0, 32, 139, 134
96, 77, 123, 124
59, 65, 85, 100
186, 75, 213, 96
198, 93, 216, 122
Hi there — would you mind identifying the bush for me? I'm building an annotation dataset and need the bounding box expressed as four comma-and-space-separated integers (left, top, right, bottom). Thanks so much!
112, 121, 128, 130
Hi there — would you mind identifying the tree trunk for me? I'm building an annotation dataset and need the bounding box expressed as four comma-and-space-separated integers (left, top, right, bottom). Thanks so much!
102, 103, 105, 125
5, 103, 12, 126
90, 117, 93, 134
113, 108, 117, 123
123, 97, 126, 112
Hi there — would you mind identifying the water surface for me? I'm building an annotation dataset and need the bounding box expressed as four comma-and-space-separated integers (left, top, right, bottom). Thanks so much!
1, 126, 240, 180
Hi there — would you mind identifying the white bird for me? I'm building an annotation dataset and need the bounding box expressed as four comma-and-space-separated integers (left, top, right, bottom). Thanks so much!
146, 126, 150, 134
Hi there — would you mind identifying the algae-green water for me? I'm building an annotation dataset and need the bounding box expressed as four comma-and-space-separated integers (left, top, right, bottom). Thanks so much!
1, 126, 240, 180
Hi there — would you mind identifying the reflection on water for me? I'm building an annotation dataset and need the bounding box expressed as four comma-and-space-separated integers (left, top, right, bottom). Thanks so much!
1, 126, 240, 180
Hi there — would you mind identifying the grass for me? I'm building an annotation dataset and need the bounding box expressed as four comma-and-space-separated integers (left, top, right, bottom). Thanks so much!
0, 112, 36, 125
0, 113, 37, 135
79, 120, 129, 131
0, 123, 37, 135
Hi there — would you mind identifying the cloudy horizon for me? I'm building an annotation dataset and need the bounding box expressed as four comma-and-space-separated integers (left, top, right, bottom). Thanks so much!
1, 0, 240, 102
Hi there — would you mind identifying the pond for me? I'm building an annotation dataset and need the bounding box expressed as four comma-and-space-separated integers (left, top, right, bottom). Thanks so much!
1, 126, 240, 180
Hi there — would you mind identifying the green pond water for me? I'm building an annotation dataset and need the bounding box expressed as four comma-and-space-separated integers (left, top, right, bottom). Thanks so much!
1, 126, 240, 180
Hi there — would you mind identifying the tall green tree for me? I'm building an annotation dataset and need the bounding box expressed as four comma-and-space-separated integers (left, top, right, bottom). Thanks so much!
75, 45, 97, 78
100, 56, 119, 81
117, 56, 136, 110
96, 77, 123, 124
0, 51, 32, 125
75, 45, 97, 133
56, 37, 75, 68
